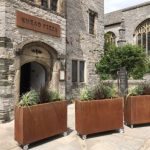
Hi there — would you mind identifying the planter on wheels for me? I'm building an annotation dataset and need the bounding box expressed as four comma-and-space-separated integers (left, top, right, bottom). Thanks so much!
75, 98, 124, 139
15, 100, 67, 149
124, 95, 150, 128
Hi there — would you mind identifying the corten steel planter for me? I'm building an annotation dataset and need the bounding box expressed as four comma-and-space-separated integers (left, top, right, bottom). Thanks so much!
15, 100, 67, 148
75, 98, 124, 139
124, 95, 150, 128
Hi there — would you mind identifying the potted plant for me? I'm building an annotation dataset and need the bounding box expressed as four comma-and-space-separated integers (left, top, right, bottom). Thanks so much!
15, 88, 67, 150
124, 83, 150, 128
75, 82, 124, 139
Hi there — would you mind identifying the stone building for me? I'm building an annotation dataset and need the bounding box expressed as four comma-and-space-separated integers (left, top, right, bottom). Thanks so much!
105, 1, 150, 51
0, 0, 104, 122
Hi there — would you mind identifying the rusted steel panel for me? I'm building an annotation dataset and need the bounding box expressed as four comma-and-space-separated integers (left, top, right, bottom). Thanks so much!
75, 98, 124, 136
15, 101, 67, 145
124, 95, 150, 125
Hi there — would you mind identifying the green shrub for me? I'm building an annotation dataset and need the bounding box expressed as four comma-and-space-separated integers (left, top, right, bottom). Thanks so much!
142, 83, 150, 95
49, 91, 62, 101
96, 44, 148, 79
128, 86, 144, 96
80, 88, 93, 101
39, 86, 50, 103
128, 83, 150, 96
18, 90, 39, 107
39, 86, 62, 102
92, 83, 116, 100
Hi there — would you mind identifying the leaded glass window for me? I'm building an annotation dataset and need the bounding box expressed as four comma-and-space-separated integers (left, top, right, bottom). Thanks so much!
135, 19, 150, 55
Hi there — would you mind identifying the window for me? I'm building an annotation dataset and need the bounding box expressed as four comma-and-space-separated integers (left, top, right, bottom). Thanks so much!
80, 61, 85, 82
105, 32, 116, 45
72, 60, 85, 83
135, 19, 150, 54
89, 10, 96, 34
51, 0, 58, 11
143, 33, 146, 49
72, 60, 78, 82
137, 34, 141, 46
41, 0, 48, 8
148, 32, 150, 55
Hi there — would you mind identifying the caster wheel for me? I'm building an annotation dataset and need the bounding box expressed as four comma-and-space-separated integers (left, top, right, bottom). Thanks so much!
131, 125, 134, 129
119, 128, 124, 133
82, 135, 87, 140
63, 131, 68, 137
23, 145, 29, 150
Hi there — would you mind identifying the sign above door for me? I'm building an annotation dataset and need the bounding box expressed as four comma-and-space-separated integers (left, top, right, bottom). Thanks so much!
16, 11, 61, 37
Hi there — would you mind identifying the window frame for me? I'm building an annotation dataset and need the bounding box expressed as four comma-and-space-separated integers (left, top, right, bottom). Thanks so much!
50, 0, 58, 12
72, 60, 85, 83
135, 19, 150, 55
88, 10, 97, 35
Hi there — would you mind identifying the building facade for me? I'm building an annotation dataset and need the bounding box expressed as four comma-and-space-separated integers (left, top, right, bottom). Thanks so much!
0, 0, 104, 122
105, 2, 150, 52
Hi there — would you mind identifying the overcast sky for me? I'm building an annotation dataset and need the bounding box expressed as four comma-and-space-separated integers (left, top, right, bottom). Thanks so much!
105, 0, 150, 13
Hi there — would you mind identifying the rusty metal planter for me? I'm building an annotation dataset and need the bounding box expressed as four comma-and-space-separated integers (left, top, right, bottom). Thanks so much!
124, 95, 150, 127
15, 100, 67, 146
75, 98, 124, 137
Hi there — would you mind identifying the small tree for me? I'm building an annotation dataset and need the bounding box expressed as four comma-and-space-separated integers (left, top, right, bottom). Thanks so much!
96, 44, 148, 80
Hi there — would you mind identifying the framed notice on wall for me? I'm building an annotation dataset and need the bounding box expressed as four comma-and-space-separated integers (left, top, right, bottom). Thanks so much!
59, 70, 65, 81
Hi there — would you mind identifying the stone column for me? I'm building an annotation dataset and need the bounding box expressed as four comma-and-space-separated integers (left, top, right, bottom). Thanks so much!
0, 58, 14, 123
117, 19, 126, 47
49, 60, 60, 91
57, 0, 65, 15
14, 69, 20, 103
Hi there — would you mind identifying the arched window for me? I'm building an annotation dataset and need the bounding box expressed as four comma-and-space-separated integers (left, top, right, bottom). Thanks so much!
135, 19, 150, 54
137, 33, 141, 46
105, 32, 116, 45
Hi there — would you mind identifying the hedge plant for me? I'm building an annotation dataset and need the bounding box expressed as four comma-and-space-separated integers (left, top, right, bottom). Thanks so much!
96, 44, 148, 80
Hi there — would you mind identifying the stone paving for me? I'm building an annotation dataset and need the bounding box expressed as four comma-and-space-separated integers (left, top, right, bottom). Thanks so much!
1, 104, 150, 150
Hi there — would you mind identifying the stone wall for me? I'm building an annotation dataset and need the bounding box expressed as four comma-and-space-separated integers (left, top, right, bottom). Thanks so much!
0, 58, 14, 123
123, 4, 150, 45
0, 0, 66, 122
66, 0, 104, 99
105, 2, 150, 46
0, 0, 104, 122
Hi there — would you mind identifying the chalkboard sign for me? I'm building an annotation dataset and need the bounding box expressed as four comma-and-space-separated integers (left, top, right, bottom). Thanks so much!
117, 67, 128, 96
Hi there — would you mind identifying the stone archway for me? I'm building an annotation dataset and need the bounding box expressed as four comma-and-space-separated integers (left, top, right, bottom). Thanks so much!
14, 41, 61, 102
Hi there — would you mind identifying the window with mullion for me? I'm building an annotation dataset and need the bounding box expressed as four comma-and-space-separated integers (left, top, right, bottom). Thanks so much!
41, 0, 48, 8
51, 0, 58, 11
142, 33, 146, 49
72, 60, 78, 82
79, 61, 85, 82
148, 32, 150, 55
72, 60, 85, 83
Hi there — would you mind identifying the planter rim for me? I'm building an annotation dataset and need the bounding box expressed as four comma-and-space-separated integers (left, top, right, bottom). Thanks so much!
76, 97, 123, 103
128, 95, 150, 98
16, 100, 67, 109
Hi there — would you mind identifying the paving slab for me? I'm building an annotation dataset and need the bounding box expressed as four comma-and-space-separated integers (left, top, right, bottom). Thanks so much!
1, 104, 150, 150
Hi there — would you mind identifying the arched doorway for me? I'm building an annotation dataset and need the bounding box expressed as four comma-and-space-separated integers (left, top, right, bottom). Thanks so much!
14, 41, 62, 101
20, 62, 46, 95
